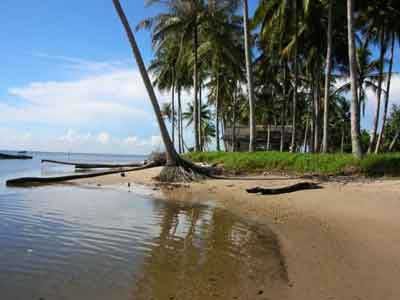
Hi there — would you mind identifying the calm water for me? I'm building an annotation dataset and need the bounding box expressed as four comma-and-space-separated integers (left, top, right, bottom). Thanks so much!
0, 151, 286, 300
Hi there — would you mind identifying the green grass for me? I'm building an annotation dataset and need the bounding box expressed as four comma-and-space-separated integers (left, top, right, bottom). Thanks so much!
184, 151, 400, 177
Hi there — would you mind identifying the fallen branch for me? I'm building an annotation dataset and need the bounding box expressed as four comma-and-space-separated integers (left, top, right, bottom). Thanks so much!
6, 161, 160, 187
42, 159, 143, 169
246, 182, 322, 195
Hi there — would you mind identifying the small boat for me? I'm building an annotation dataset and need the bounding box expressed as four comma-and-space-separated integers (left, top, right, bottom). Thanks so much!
18, 151, 28, 154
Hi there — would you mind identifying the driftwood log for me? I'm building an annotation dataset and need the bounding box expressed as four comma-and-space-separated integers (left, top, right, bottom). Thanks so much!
0, 153, 33, 160
6, 162, 160, 187
42, 159, 143, 169
246, 182, 321, 195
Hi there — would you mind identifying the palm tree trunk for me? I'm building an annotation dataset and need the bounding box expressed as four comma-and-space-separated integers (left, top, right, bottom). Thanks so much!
389, 130, 400, 152
322, 0, 333, 153
368, 26, 386, 153
112, 0, 178, 165
375, 33, 395, 153
309, 76, 315, 153
303, 118, 309, 153
267, 125, 271, 151
242, 0, 256, 152
216, 75, 221, 151
232, 102, 237, 152
171, 79, 175, 146
341, 125, 345, 153
313, 68, 321, 152
290, 0, 299, 153
310, 116, 315, 153
280, 64, 288, 152
193, 20, 201, 152
222, 116, 227, 151
199, 82, 203, 151
347, 0, 363, 158
178, 86, 183, 153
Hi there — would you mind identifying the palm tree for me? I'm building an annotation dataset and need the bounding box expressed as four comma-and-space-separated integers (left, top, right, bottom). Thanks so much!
290, 0, 299, 153
335, 43, 384, 115
112, 0, 179, 166
148, 36, 181, 146
242, 0, 256, 152
367, 28, 388, 153
112, 0, 211, 181
200, 14, 244, 151
183, 102, 215, 151
375, 32, 395, 153
386, 105, 400, 152
347, 0, 362, 158
138, 0, 206, 152
322, 0, 333, 153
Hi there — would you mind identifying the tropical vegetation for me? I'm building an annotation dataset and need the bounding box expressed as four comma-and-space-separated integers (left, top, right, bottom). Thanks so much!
113, 0, 400, 180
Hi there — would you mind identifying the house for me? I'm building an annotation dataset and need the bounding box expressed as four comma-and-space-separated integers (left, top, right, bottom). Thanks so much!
223, 125, 294, 151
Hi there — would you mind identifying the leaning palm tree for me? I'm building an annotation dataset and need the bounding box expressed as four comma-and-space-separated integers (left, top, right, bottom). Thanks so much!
112, 0, 211, 181
346, 0, 362, 158
242, 0, 256, 152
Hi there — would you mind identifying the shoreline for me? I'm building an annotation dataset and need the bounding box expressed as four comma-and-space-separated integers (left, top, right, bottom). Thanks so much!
74, 167, 400, 300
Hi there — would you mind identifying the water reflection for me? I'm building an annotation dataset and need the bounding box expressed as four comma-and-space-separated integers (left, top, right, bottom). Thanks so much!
132, 201, 288, 300
0, 185, 287, 300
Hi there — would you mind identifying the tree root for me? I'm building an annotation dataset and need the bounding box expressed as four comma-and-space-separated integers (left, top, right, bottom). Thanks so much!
158, 165, 206, 183
157, 158, 215, 183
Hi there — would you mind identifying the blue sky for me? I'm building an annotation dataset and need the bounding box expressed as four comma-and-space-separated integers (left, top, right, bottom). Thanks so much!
0, 1, 398, 154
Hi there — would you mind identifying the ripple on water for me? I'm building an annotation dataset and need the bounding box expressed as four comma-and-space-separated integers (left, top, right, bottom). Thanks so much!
0, 185, 288, 300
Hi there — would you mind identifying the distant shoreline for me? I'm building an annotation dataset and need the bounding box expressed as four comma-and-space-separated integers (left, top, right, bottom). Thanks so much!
0, 153, 32, 160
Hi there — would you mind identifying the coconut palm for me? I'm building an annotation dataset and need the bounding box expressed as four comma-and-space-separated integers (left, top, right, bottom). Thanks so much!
148, 35, 181, 146
322, 0, 333, 153
199, 10, 244, 151
112, 0, 179, 166
112, 0, 211, 181
183, 102, 215, 150
375, 32, 396, 153
138, 0, 208, 152
242, 0, 256, 152
347, 0, 362, 158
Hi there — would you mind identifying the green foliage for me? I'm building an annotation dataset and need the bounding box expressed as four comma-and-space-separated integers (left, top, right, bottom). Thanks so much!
185, 151, 400, 177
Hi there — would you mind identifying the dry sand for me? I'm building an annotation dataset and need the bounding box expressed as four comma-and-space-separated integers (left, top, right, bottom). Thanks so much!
76, 168, 400, 300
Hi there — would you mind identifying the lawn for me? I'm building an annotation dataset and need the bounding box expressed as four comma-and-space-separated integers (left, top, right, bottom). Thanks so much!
184, 151, 400, 177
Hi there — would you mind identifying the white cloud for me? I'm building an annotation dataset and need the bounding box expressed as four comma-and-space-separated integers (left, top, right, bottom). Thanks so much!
0, 55, 198, 154
2, 68, 154, 126
97, 132, 110, 144
362, 75, 400, 130
335, 75, 400, 131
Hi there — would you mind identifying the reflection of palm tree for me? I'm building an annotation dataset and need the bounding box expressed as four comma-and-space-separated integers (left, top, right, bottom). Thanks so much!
131, 202, 288, 300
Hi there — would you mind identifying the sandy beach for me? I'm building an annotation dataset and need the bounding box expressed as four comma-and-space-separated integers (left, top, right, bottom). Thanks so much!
75, 168, 400, 300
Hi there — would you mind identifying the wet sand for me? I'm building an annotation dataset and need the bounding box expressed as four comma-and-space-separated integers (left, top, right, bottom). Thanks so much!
76, 168, 400, 300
